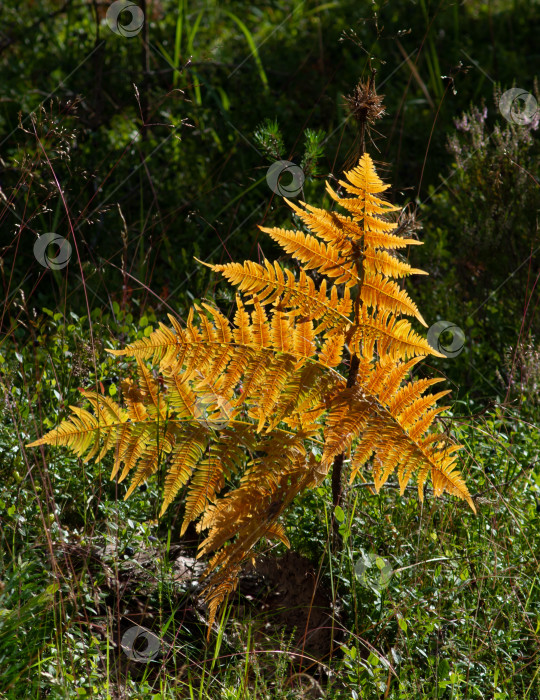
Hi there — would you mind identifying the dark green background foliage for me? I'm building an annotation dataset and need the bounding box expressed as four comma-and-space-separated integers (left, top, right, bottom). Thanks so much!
1, 0, 540, 697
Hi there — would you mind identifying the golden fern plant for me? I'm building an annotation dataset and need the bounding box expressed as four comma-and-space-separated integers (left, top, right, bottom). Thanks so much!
29, 152, 475, 633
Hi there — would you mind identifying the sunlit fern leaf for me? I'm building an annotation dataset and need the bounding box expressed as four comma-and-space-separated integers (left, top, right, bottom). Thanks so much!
181, 434, 248, 533
363, 249, 428, 279
114, 423, 154, 481
160, 427, 208, 516
259, 226, 360, 287
133, 359, 167, 419
121, 378, 148, 422
29, 151, 475, 638
296, 196, 418, 250
123, 437, 174, 499
264, 521, 291, 547
338, 152, 395, 196
285, 198, 355, 254
318, 332, 346, 368
360, 273, 427, 327
200, 258, 352, 333
349, 311, 443, 361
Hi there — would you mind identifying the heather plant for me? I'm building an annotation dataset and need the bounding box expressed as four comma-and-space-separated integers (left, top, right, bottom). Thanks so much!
446, 85, 540, 302
501, 337, 540, 416
414, 84, 540, 395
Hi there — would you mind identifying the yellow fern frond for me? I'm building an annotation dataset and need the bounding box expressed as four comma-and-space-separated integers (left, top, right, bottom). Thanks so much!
284, 198, 354, 254
29, 147, 475, 643
361, 273, 427, 326
349, 311, 443, 360
121, 379, 148, 422
28, 404, 107, 458
363, 226, 423, 250
233, 295, 253, 344
363, 249, 428, 278
252, 356, 296, 432
270, 309, 294, 353
201, 258, 352, 332
160, 428, 207, 515
259, 226, 359, 287
264, 521, 291, 547
330, 347, 475, 511
340, 152, 395, 196
250, 300, 271, 348
107, 321, 180, 366
124, 435, 175, 499
318, 332, 346, 368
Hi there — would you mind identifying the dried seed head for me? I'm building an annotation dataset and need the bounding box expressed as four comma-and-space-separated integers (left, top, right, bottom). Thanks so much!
344, 79, 386, 126
341, 72, 387, 169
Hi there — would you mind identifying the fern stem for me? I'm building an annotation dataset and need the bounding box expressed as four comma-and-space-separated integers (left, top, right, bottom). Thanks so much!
331, 352, 360, 547
330, 68, 379, 546
330, 199, 364, 543
330, 252, 362, 549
